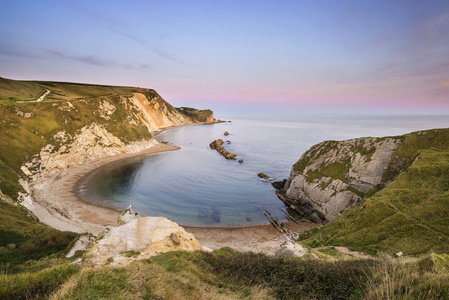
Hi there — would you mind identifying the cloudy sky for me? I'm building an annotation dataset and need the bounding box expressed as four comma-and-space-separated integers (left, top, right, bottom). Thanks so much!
1, 0, 449, 114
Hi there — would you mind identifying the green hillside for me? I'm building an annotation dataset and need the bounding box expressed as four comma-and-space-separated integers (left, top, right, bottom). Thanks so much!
0, 93, 152, 198
0, 77, 147, 103
300, 128, 449, 256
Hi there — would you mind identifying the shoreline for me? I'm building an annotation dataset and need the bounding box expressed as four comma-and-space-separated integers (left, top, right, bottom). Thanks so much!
30, 121, 318, 253
31, 143, 181, 234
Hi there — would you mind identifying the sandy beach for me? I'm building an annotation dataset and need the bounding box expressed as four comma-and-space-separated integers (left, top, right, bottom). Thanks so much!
31, 143, 181, 234
31, 134, 317, 254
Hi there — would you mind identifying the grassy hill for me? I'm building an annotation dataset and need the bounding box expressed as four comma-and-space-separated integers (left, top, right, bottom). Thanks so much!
299, 128, 449, 256
0, 77, 213, 199
0, 77, 146, 103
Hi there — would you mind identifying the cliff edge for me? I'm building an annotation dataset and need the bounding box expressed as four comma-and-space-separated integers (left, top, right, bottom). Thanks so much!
0, 77, 216, 219
279, 136, 401, 223
280, 128, 449, 255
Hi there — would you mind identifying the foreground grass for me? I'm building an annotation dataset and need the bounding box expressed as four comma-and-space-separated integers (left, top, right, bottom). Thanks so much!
300, 129, 449, 256
364, 253, 449, 299
0, 200, 78, 273
43, 249, 376, 300
2, 248, 448, 299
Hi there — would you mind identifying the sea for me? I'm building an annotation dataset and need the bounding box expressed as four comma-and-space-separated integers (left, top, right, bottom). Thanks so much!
80, 115, 449, 227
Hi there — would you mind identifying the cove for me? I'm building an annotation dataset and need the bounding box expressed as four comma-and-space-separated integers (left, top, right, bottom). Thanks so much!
80, 122, 289, 227
80, 115, 449, 227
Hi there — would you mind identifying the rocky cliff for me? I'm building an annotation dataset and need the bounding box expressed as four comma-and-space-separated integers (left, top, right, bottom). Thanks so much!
0, 78, 215, 207
278, 136, 402, 223
298, 128, 449, 255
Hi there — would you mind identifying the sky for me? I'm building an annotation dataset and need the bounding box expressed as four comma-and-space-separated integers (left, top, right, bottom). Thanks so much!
1, 0, 449, 115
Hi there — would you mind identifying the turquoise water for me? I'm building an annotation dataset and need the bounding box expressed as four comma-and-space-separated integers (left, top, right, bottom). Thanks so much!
81, 115, 449, 227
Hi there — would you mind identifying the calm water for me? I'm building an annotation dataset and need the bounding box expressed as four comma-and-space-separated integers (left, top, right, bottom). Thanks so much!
81, 115, 449, 227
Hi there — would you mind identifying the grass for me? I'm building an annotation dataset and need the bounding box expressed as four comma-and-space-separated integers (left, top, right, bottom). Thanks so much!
0, 77, 46, 102
1, 244, 449, 299
300, 129, 449, 256
49, 249, 377, 299
177, 107, 214, 123
293, 141, 339, 173
363, 253, 449, 299
0, 201, 78, 273
0, 77, 214, 196
0, 77, 148, 103
52, 251, 273, 299
0, 97, 151, 197
0, 264, 80, 300
306, 159, 351, 184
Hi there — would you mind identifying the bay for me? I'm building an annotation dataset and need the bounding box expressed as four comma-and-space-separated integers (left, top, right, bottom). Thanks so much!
81, 114, 449, 227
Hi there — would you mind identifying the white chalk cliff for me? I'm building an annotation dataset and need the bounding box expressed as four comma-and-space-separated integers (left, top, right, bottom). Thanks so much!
13, 90, 215, 228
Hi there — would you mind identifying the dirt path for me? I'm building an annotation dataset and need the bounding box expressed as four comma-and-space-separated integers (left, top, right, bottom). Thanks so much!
315, 246, 373, 259
35, 89, 51, 102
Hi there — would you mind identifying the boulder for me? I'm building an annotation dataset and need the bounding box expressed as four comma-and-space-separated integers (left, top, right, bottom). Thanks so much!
275, 241, 308, 258
66, 234, 96, 258
83, 217, 203, 266
258, 172, 269, 180
224, 131, 229, 136
271, 179, 287, 190
117, 208, 140, 225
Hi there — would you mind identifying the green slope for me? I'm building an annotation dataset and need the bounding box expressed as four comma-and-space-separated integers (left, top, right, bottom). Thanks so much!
300, 128, 449, 256
0, 77, 147, 103
0, 95, 152, 198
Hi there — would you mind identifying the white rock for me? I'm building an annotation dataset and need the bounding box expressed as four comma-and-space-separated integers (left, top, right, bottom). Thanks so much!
117, 208, 141, 225
283, 137, 401, 222
71, 258, 82, 266
275, 241, 308, 258
66, 234, 96, 258
83, 217, 203, 266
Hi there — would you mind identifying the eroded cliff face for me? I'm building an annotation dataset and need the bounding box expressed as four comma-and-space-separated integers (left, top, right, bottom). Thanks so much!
279, 137, 401, 223
0, 86, 214, 208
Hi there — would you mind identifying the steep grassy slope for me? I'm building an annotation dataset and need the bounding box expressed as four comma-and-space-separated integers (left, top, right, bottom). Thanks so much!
0, 95, 151, 198
299, 128, 449, 255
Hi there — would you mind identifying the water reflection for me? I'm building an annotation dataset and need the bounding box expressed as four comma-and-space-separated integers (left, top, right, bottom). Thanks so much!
106, 159, 145, 192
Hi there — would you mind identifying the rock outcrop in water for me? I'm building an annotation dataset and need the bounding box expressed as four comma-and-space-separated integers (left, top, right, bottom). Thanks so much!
209, 139, 237, 160
258, 172, 270, 180
278, 136, 402, 223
